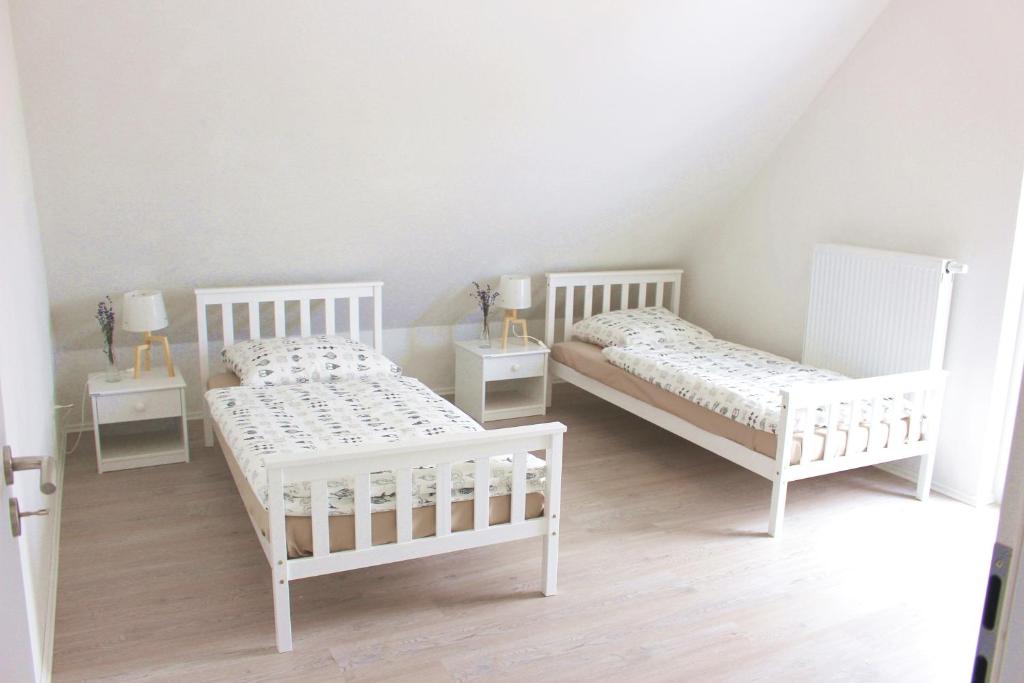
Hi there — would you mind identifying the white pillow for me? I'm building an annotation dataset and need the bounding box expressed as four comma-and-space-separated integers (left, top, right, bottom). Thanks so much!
222, 335, 401, 387
571, 307, 712, 348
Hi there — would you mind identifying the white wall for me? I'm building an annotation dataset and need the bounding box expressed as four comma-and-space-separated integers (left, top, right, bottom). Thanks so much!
0, 0, 58, 678
7, 1, 891, 406
683, 0, 1024, 504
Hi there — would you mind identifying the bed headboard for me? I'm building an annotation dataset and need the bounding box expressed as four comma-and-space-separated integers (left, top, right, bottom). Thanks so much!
803, 244, 966, 377
544, 269, 683, 346
194, 281, 384, 391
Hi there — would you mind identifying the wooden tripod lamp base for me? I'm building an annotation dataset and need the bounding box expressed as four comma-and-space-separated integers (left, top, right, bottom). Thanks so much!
133, 332, 175, 379
123, 290, 174, 379
501, 309, 529, 350
498, 275, 533, 351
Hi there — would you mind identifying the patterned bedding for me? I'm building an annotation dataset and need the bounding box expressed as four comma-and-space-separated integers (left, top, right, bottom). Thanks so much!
602, 338, 907, 435
206, 376, 546, 517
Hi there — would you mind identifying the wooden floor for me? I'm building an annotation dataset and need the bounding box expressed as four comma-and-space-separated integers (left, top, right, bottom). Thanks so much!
53, 384, 996, 682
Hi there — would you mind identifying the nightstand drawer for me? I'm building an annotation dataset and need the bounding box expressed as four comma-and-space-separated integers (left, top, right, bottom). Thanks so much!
484, 354, 546, 382
96, 389, 182, 425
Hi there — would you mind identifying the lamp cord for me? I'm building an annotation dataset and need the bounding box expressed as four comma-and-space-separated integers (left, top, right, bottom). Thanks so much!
62, 381, 90, 457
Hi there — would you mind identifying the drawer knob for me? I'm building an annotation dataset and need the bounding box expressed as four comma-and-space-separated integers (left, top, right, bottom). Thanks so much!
134, 401, 146, 412
510, 363, 520, 372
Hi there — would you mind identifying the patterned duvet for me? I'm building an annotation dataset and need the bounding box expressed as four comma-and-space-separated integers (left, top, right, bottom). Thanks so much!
602, 339, 907, 435
206, 376, 546, 517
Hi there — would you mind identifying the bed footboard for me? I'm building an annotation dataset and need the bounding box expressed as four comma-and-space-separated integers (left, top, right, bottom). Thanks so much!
259, 422, 566, 652
769, 369, 947, 537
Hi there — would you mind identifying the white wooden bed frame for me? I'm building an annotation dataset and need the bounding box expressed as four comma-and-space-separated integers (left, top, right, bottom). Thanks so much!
196, 282, 565, 653
544, 269, 946, 537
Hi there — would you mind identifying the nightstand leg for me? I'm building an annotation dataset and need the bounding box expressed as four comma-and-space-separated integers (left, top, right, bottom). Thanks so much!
180, 391, 191, 462
91, 397, 103, 473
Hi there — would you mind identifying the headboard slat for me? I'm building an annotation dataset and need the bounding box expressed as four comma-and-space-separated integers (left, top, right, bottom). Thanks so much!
248, 302, 260, 340
274, 300, 286, 337
562, 286, 575, 342
222, 303, 235, 348
195, 281, 385, 402
349, 298, 360, 342
299, 299, 311, 337
325, 299, 336, 335
545, 269, 685, 346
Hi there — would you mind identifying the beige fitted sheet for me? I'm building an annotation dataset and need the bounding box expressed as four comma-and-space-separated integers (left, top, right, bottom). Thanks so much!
208, 373, 544, 559
551, 341, 916, 465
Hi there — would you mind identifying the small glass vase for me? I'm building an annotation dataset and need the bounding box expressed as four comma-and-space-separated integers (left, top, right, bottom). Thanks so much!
104, 355, 121, 383
479, 314, 492, 348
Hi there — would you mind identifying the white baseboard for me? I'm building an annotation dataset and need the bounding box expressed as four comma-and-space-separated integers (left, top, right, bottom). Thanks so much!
874, 461, 985, 506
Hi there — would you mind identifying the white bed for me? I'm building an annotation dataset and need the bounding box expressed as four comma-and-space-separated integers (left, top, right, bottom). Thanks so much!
544, 246, 963, 537
196, 282, 565, 653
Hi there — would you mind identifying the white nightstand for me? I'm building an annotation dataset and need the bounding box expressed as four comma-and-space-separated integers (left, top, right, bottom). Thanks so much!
88, 369, 190, 473
454, 339, 550, 423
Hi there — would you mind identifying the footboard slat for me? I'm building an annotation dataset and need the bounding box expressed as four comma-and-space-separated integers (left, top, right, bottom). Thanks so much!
847, 398, 863, 456
870, 396, 882, 449
255, 422, 567, 654
436, 463, 452, 537
909, 390, 923, 443
823, 401, 839, 460
396, 467, 413, 543
354, 473, 371, 550
583, 285, 593, 319
474, 458, 490, 530
510, 452, 526, 524
311, 480, 330, 557
601, 284, 611, 314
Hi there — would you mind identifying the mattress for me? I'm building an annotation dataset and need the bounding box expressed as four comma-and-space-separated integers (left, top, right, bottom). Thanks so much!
551, 341, 916, 465
206, 373, 546, 558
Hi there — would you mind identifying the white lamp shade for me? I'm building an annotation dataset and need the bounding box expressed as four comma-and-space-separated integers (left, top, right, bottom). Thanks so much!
122, 290, 169, 332
499, 274, 532, 310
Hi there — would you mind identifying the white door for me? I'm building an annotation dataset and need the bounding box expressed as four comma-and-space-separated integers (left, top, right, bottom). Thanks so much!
0, 379, 38, 683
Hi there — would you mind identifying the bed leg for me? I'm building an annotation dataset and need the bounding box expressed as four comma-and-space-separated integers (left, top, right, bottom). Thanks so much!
203, 416, 214, 448
768, 477, 788, 538
272, 570, 293, 653
542, 532, 559, 596
915, 451, 936, 502
542, 434, 562, 596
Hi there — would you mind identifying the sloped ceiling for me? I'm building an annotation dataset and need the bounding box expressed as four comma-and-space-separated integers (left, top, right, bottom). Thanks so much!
10, 0, 889, 350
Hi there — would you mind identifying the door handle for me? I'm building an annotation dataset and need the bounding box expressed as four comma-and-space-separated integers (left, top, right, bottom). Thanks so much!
8, 497, 48, 538
3, 445, 57, 494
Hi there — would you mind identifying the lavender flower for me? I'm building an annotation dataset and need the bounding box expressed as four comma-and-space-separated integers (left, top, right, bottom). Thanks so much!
471, 281, 500, 319
96, 296, 116, 364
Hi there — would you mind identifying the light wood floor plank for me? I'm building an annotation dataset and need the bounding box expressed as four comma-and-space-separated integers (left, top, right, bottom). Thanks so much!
52, 384, 995, 681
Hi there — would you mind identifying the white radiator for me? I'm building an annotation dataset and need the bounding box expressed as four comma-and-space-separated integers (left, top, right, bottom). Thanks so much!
802, 244, 967, 377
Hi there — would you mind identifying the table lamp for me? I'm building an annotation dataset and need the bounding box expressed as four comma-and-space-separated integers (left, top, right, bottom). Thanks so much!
122, 290, 174, 378
499, 274, 531, 350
